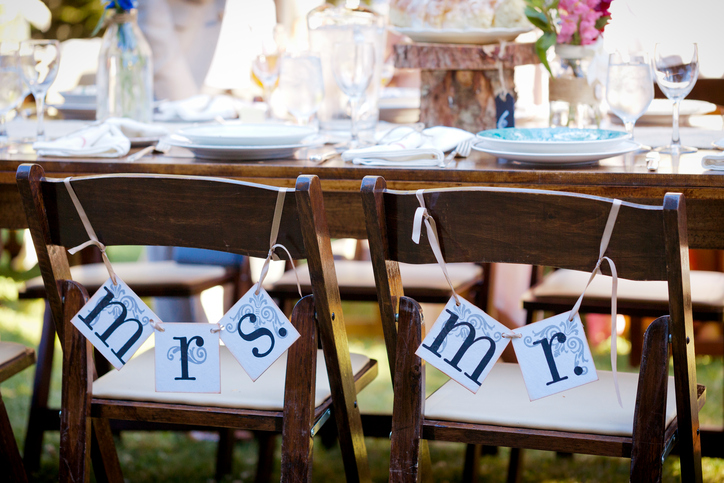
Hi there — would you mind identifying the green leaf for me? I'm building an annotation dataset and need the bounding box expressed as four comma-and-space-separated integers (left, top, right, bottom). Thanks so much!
535, 32, 556, 75
524, 6, 551, 31
90, 9, 107, 37
595, 15, 611, 31
550, 0, 560, 9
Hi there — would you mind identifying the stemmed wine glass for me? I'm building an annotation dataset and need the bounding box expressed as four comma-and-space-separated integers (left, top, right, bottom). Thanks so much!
277, 53, 324, 126
653, 42, 699, 154
606, 52, 654, 141
0, 49, 26, 146
19, 39, 60, 142
251, 30, 284, 118
331, 41, 375, 148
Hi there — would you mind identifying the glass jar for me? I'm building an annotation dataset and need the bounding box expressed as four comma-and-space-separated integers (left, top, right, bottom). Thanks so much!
548, 44, 602, 129
307, 1, 386, 139
96, 10, 153, 123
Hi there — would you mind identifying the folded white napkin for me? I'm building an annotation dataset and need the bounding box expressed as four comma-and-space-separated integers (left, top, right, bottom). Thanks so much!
33, 118, 170, 158
154, 95, 245, 122
105, 117, 169, 138
33, 123, 131, 158
701, 153, 724, 170
341, 126, 475, 167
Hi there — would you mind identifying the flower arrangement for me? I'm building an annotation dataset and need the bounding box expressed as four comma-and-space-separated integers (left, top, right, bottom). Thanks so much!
92, 0, 138, 36
524, 0, 612, 73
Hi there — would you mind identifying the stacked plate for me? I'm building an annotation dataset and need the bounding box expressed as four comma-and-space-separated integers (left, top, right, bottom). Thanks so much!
54, 86, 97, 120
167, 123, 319, 161
473, 127, 639, 165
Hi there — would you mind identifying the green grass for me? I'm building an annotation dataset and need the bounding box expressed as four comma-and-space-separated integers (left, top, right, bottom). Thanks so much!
1, 269, 723, 481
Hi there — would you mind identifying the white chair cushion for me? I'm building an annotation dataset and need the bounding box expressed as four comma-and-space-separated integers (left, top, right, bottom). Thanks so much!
23, 261, 228, 292
267, 260, 482, 292
92, 347, 370, 410
424, 362, 677, 437
0, 341, 31, 366
529, 269, 724, 307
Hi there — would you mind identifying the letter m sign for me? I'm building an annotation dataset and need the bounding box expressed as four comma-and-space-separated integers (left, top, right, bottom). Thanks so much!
71, 277, 159, 369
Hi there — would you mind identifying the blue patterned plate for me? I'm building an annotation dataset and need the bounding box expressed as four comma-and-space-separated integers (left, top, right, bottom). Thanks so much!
476, 128, 629, 154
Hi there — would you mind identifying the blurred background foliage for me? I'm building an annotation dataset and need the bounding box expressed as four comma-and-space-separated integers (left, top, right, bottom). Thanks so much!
33, 0, 104, 40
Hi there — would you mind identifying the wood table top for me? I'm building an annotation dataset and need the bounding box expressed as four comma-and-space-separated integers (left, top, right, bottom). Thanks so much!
2, 131, 723, 247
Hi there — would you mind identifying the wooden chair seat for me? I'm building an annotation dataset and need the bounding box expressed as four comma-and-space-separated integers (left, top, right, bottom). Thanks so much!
425, 363, 677, 437
266, 259, 482, 303
21, 260, 232, 299
93, 348, 374, 411
523, 269, 724, 319
0, 341, 35, 380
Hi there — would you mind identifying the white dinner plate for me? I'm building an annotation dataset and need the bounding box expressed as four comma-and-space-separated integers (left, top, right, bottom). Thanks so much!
393, 27, 531, 45
175, 123, 317, 146
476, 128, 629, 154
713, 138, 724, 150
619, 99, 718, 126
167, 135, 312, 161
472, 139, 641, 165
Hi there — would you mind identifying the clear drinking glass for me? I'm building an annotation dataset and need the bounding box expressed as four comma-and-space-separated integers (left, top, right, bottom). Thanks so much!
19, 39, 60, 142
331, 41, 375, 147
606, 52, 654, 140
251, 30, 284, 117
277, 53, 324, 126
0, 51, 25, 146
653, 42, 699, 154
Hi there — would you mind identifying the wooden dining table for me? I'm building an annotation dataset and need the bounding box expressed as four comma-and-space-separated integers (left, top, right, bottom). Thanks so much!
1, 140, 723, 251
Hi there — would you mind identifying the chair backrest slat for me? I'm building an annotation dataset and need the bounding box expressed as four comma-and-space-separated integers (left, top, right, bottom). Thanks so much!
378, 187, 668, 281
41, 174, 306, 259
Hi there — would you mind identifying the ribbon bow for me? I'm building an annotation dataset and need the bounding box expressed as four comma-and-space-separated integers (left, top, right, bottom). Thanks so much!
411, 189, 461, 306
568, 199, 622, 407
64, 177, 118, 285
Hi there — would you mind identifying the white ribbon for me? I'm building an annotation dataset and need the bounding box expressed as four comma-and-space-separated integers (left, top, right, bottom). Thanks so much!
495, 40, 510, 98
254, 189, 302, 298
64, 177, 119, 285
411, 189, 461, 306
568, 199, 622, 407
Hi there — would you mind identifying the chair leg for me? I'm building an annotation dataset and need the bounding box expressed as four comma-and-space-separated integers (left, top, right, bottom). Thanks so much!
254, 431, 276, 483
630, 316, 669, 482
390, 298, 426, 483
629, 316, 644, 367
506, 448, 524, 483
90, 418, 123, 483
280, 296, 317, 482
24, 303, 56, 473
59, 281, 94, 483
461, 444, 480, 483
215, 428, 235, 480
0, 390, 28, 483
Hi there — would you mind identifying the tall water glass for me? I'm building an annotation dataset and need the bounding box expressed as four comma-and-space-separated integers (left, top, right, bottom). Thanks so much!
19, 39, 60, 142
331, 42, 375, 147
606, 52, 653, 140
653, 42, 699, 154
0, 51, 25, 145
278, 53, 324, 126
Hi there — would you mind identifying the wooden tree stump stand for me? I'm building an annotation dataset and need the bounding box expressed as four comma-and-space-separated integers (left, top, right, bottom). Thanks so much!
394, 42, 540, 132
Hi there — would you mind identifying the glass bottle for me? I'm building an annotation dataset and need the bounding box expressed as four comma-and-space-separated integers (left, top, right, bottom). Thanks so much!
96, 9, 153, 122
549, 44, 602, 129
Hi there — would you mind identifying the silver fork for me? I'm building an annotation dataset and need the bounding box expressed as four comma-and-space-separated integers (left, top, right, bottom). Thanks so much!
127, 138, 171, 162
444, 138, 473, 164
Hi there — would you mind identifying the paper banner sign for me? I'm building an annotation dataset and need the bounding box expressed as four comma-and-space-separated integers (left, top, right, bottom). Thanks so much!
219, 286, 300, 381
70, 277, 159, 370
511, 311, 597, 401
416, 297, 511, 393
155, 323, 221, 393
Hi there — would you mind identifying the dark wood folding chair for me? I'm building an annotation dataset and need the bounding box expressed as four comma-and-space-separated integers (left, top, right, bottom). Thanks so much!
361, 175, 705, 482
17, 164, 377, 482
19, 259, 242, 476
0, 340, 35, 483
